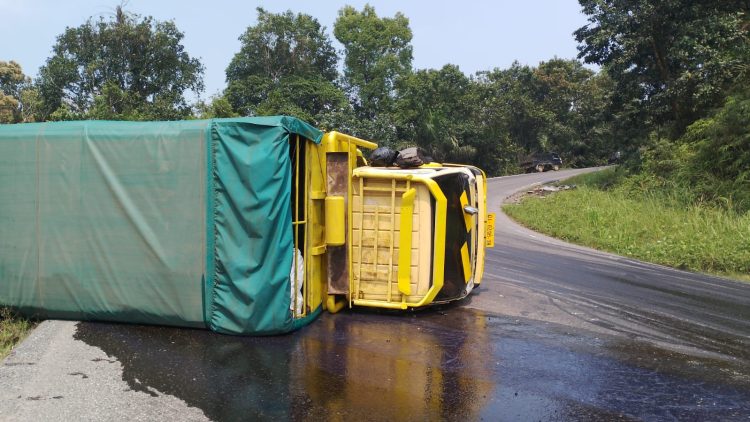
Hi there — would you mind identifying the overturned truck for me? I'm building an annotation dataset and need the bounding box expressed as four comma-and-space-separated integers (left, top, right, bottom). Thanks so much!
0, 117, 493, 335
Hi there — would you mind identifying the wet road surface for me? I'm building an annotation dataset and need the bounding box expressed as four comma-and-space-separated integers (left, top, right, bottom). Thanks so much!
69, 306, 750, 421
2, 168, 750, 421
473, 169, 750, 364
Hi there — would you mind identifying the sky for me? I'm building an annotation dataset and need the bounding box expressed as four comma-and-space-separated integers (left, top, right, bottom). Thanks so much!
0, 0, 592, 99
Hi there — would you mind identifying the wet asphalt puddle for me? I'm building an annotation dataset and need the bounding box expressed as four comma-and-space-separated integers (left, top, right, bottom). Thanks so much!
74, 307, 750, 421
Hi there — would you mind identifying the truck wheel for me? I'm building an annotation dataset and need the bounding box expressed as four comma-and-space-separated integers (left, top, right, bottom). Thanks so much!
536, 165, 544, 172
553, 165, 559, 171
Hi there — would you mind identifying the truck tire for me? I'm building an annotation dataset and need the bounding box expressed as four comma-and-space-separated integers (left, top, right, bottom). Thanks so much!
536, 164, 544, 172
553, 165, 559, 171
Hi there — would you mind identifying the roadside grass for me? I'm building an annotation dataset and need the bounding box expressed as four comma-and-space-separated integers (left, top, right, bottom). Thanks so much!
0, 308, 36, 360
504, 169, 750, 281
561, 166, 626, 189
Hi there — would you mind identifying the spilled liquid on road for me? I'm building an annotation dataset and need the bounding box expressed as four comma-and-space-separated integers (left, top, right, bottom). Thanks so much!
74, 307, 750, 421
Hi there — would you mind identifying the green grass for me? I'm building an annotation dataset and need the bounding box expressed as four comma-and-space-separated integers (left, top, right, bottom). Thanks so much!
561, 166, 627, 189
504, 169, 750, 280
0, 308, 35, 359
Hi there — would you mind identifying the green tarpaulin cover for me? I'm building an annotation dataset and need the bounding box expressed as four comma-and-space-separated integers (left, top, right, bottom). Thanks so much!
0, 116, 322, 335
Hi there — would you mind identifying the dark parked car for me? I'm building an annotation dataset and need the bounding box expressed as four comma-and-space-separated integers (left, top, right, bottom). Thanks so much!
520, 152, 563, 172
608, 151, 622, 164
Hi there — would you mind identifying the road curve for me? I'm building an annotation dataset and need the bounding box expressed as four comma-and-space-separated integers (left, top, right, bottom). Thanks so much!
1, 167, 749, 421
469, 168, 750, 363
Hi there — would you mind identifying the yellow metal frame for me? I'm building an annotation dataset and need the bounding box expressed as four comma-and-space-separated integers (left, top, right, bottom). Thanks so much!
291, 134, 308, 318
320, 132, 378, 311
349, 170, 447, 310
290, 132, 334, 316
324, 196, 346, 246
397, 188, 417, 295
474, 168, 488, 285
322, 131, 378, 152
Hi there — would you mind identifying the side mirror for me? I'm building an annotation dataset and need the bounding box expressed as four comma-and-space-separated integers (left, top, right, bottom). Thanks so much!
463, 205, 478, 215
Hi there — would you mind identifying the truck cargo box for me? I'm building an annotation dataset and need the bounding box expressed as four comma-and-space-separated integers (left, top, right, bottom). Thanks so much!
0, 117, 322, 335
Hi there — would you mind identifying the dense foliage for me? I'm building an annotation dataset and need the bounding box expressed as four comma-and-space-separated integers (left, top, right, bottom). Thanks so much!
35, 7, 204, 121
616, 89, 750, 214
575, 0, 750, 214
224, 8, 346, 124
576, 0, 749, 139
334, 5, 413, 120
0, 61, 36, 123
3, 3, 748, 183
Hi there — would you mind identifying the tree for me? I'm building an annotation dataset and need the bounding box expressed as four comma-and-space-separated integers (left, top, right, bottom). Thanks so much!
394, 64, 477, 161
225, 8, 346, 124
0, 60, 38, 123
681, 87, 750, 211
567, 70, 616, 165
195, 94, 240, 119
575, 0, 750, 138
475, 63, 552, 152
36, 6, 204, 121
471, 59, 615, 172
334, 5, 413, 119
317, 106, 400, 147
532, 58, 616, 166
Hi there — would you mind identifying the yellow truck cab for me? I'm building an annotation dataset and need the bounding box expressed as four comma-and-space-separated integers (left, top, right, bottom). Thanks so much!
290, 131, 493, 315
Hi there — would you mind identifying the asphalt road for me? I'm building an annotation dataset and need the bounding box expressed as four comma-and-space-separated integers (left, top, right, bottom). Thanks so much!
474, 168, 750, 362
1, 168, 749, 421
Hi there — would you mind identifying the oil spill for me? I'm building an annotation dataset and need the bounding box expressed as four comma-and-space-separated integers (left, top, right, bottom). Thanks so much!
74, 307, 750, 421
